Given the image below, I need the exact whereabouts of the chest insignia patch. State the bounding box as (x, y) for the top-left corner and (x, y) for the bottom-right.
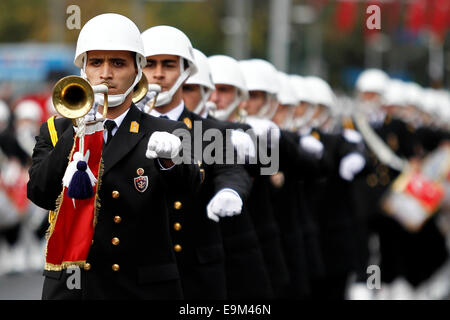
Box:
(134, 175), (148, 193)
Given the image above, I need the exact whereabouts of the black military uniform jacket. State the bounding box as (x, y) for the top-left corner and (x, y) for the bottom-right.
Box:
(164, 107), (253, 299)
(304, 130), (360, 285)
(269, 129), (324, 298)
(27, 104), (200, 299)
(220, 120), (289, 298)
(205, 116), (274, 299)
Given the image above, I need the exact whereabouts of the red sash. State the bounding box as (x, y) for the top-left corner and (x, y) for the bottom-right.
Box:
(45, 123), (104, 271)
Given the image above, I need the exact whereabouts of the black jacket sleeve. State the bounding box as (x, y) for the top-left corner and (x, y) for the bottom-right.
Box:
(27, 119), (74, 210)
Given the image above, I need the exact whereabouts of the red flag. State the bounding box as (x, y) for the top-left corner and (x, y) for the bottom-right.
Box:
(335, 0), (358, 33)
(405, 172), (444, 214)
(406, 0), (428, 35)
(430, 0), (450, 41)
(384, 0), (402, 32)
(45, 123), (104, 271)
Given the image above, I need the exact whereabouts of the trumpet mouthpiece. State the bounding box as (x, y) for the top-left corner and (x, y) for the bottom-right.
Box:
(148, 84), (162, 94)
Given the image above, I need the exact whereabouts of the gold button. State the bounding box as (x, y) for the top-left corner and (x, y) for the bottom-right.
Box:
(173, 222), (182, 231)
(174, 201), (182, 210)
(84, 263), (91, 271)
(174, 244), (182, 252)
(113, 216), (122, 224)
(380, 174), (390, 186)
(366, 174), (378, 188)
(112, 191), (120, 199)
(112, 264), (120, 272)
(112, 237), (120, 246)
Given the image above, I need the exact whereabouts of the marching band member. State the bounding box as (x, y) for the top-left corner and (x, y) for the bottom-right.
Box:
(140, 27), (260, 299)
(27, 13), (200, 299)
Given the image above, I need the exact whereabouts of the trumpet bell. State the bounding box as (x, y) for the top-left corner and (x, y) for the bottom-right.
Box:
(52, 76), (94, 119)
(132, 73), (149, 104)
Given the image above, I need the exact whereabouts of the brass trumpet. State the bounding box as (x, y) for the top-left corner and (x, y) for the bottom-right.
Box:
(52, 76), (96, 120)
(132, 73), (149, 104)
(52, 74), (149, 123)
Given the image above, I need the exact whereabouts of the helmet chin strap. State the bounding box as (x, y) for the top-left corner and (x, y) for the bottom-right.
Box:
(212, 88), (241, 121)
(154, 59), (193, 108)
(193, 87), (212, 115)
(256, 93), (278, 119)
(256, 94), (278, 120)
(294, 104), (316, 129)
(81, 54), (143, 108)
(205, 101), (216, 117)
(281, 106), (296, 130)
(310, 107), (330, 129)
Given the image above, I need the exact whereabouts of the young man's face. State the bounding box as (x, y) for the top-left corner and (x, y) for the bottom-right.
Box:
(311, 104), (326, 119)
(246, 90), (266, 115)
(85, 50), (137, 96)
(272, 104), (290, 126)
(143, 54), (181, 93)
(209, 84), (236, 110)
(182, 84), (202, 112)
(294, 101), (309, 118)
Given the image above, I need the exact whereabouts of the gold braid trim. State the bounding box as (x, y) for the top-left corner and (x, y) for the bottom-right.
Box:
(93, 156), (104, 228)
(45, 260), (87, 271)
(44, 136), (78, 271)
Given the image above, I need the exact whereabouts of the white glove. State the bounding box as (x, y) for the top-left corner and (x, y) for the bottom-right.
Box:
(231, 130), (256, 162)
(339, 152), (366, 181)
(206, 189), (243, 222)
(136, 90), (158, 113)
(73, 102), (101, 135)
(343, 129), (363, 144)
(246, 116), (280, 147)
(146, 131), (181, 160)
(300, 135), (324, 159)
(85, 101), (100, 122)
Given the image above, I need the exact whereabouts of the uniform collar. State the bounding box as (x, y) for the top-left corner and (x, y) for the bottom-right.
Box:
(149, 101), (185, 121)
(102, 108), (130, 132)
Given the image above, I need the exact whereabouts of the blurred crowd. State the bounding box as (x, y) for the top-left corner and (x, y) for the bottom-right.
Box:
(0, 72), (63, 276)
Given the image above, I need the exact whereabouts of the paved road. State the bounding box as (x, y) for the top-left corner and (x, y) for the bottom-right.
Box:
(0, 272), (43, 300)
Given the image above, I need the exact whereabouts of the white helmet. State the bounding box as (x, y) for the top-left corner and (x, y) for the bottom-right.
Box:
(289, 75), (316, 129)
(74, 13), (146, 107)
(141, 25), (197, 107)
(403, 82), (424, 109)
(355, 68), (389, 95)
(304, 76), (335, 110)
(238, 59), (279, 95)
(383, 79), (407, 107)
(185, 48), (215, 115)
(185, 49), (215, 91)
(421, 88), (440, 117)
(289, 74), (314, 104)
(239, 59), (279, 119)
(277, 72), (298, 106)
(208, 55), (248, 121)
(14, 100), (42, 122)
